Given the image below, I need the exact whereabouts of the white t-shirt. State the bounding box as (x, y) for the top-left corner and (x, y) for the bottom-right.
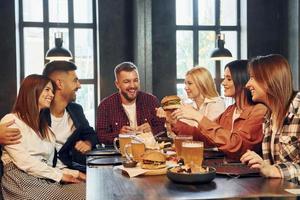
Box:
(232, 108), (241, 132)
(50, 110), (76, 152)
(50, 110), (76, 168)
(122, 102), (137, 129)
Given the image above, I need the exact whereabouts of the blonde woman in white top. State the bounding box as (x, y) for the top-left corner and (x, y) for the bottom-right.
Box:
(184, 67), (225, 121)
(1, 74), (85, 200)
(157, 67), (225, 130)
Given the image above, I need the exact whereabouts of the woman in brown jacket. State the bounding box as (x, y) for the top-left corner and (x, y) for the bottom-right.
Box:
(171, 60), (268, 160)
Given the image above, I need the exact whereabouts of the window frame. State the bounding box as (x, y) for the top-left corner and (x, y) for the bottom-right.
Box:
(18, 0), (98, 127)
(176, 0), (241, 93)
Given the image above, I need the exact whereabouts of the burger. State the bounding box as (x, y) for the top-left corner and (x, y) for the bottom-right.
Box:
(141, 151), (166, 170)
(161, 95), (181, 110)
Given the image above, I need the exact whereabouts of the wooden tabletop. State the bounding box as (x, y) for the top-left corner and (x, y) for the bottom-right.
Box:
(86, 165), (300, 200)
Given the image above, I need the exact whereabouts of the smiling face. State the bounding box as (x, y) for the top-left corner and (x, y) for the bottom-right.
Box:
(222, 67), (235, 97)
(38, 81), (54, 111)
(246, 73), (267, 104)
(115, 70), (140, 104)
(184, 75), (200, 100)
(62, 70), (81, 102)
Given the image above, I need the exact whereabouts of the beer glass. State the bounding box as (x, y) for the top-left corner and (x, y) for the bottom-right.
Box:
(124, 140), (146, 162)
(181, 141), (204, 167)
(113, 133), (135, 156)
(174, 135), (193, 157)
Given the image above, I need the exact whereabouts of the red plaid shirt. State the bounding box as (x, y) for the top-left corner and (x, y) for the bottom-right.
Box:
(96, 91), (166, 144)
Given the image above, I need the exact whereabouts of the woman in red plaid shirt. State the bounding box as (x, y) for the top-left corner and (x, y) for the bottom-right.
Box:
(241, 54), (300, 184)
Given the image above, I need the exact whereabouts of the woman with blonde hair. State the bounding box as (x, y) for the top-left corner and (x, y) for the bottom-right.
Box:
(171, 60), (267, 160)
(183, 67), (225, 120)
(157, 67), (225, 136)
(1, 74), (85, 199)
(241, 54), (300, 184)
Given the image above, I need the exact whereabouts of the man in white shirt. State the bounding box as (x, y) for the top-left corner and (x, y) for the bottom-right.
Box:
(43, 61), (98, 171)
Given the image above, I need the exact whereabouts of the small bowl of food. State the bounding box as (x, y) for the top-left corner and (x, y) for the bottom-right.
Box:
(122, 160), (137, 168)
(167, 165), (216, 184)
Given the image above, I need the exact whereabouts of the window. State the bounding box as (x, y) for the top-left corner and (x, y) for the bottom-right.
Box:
(18, 0), (98, 127)
(175, 0), (241, 98)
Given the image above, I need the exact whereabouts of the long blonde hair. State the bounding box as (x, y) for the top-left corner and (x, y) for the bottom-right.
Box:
(248, 54), (294, 129)
(185, 67), (219, 99)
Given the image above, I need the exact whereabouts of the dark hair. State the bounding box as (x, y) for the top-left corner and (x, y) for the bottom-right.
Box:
(12, 74), (53, 140)
(43, 60), (77, 77)
(225, 60), (253, 107)
(114, 62), (138, 80)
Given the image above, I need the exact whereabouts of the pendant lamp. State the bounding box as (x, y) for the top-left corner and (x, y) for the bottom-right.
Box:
(210, 33), (232, 60)
(45, 32), (72, 61)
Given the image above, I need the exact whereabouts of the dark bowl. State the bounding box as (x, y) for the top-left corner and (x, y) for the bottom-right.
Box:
(167, 167), (216, 184)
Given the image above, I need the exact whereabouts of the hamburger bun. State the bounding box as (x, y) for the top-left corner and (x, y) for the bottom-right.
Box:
(141, 151), (166, 170)
(161, 95), (181, 110)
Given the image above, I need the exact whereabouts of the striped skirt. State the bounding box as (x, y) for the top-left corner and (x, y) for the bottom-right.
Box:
(2, 163), (86, 200)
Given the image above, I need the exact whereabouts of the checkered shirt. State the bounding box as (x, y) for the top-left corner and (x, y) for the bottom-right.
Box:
(262, 92), (300, 184)
(96, 91), (166, 144)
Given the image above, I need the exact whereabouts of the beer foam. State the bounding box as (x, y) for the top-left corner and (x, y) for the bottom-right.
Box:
(182, 142), (203, 147)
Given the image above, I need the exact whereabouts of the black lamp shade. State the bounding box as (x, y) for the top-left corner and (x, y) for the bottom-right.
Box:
(45, 34), (73, 61)
(210, 48), (232, 60)
(210, 34), (232, 60)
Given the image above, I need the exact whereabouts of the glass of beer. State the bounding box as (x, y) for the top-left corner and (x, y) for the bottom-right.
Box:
(181, 141), (204, 167)
(113, 133), (135, 156)
(125, 140), (146, 162)
(174, 135), (193, 157)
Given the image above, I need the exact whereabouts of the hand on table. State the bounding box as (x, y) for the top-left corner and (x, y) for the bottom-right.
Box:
(240, 150), (281, 178)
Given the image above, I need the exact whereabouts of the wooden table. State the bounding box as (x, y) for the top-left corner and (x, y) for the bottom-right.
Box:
(86, 165), (300, 200)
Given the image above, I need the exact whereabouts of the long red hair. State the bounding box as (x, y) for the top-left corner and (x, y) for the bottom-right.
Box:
(12, 74), (53, 139)
(248, 54), (294, 129)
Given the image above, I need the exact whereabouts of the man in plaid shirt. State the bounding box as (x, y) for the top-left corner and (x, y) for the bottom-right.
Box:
(96, 62), (166, 145)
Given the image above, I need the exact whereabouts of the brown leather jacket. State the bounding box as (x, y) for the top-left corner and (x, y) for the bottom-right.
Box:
(173, 103), (268, 160)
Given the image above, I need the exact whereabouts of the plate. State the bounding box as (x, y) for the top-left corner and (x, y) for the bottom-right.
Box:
(204, 148), (225, 159)
(86, 149), (121, 156)
(167, 167), (216, 184)
(87, 156), (124, 166)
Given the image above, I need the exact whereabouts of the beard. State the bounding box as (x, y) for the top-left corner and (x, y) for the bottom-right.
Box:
(120, 89), (137, 103)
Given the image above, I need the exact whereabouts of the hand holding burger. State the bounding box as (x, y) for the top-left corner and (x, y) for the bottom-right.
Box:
(161, 95), (181, 110)
(156, 95), (182, 124)
(171, 104), (203, 124)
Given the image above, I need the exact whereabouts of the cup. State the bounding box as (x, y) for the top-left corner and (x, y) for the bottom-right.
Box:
(181, 141), (204, 167)
(124, 140), (146, 162)
(174, 135), (193, 157)
(113, 133), (135, 156)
